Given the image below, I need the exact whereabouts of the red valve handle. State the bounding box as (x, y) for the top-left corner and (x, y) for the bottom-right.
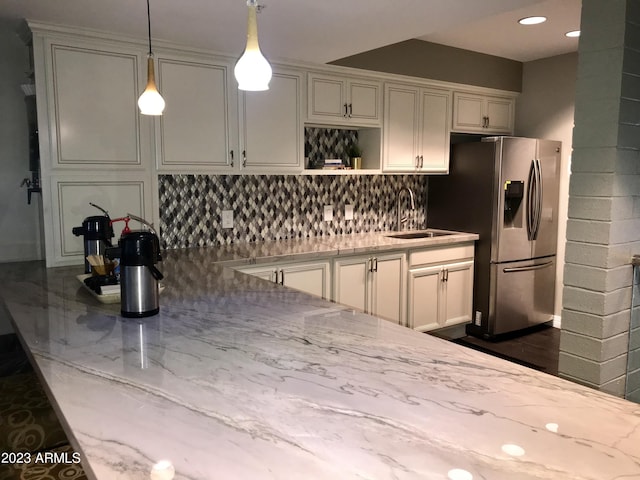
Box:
(110, 216), (131, 236)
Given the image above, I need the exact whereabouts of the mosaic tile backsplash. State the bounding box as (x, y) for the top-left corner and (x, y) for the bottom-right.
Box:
(304, 127), (358, 169)
(158, 175), (427, 249)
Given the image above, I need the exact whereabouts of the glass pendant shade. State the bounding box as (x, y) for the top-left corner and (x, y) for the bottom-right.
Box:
(138, 55), (165, 115)
(235, 2), (272, 91)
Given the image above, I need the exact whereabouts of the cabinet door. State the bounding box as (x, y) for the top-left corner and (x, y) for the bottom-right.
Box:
(485, 96), (514, 133)
(383, 84), (420, 172)
(419, 89), (450, 173)
(235, 260), (330, 299)
(408, 265), (442, 332)
(235, 265), (277, 282)
(307, 74), (381, 126)
(49, 44), (140, 166)
(347, 80), (381, 125)
(370, 253), (405, 324)
(157, 57), (235, 171)
(240, 70), (302, 172)
(442, 260), (474, 328)
(452, 92), (484, 132)
(307, 74), (346, 122)
(453, 92), (515, 134)
(333, 257), (369, 313)
(282, 261), (331, 299)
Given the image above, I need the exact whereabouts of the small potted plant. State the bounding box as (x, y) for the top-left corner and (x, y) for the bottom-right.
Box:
(346, 143), (363, 169)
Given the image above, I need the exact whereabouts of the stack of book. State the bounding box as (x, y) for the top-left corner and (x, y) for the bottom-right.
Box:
(322, 159), (344, 170)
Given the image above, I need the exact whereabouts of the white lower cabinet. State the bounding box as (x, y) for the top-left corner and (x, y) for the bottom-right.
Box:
(407, 245), (474, 332)
(333, 252), (405, 324)
(234, 260), (331, 299)
(234, 243), (474, 333)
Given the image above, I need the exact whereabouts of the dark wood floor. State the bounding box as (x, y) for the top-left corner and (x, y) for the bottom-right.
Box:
(452, 324), (561, 376)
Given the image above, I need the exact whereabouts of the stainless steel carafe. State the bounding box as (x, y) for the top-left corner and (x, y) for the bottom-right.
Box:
(112, 231), (163, 318)
(72, 203), (114, 274)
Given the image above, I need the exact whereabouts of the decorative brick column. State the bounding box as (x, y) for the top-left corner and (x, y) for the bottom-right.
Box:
(559, 0), (640, 396)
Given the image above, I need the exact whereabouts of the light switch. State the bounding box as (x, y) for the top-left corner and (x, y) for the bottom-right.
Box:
(323, 205), (334, 222)
(222, 210), (233, 229)
(345, 204), (354, 221)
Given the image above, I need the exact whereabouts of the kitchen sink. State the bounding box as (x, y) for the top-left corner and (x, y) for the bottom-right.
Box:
(385, 230), (455, 239)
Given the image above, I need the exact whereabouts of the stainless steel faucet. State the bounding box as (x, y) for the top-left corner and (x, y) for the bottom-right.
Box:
(396, 186), (416, 231)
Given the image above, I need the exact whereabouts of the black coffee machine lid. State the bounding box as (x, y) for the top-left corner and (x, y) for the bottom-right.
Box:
(72, 215), (114, 241)
(119, 231), (161, 266)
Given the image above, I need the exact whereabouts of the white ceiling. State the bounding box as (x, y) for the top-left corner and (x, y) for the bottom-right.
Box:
(0, 0), (581, 64)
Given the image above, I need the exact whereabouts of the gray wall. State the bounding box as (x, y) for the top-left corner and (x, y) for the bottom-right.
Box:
(0, 19), (43, 264)
(559, 0), (640, 397)
(0, 18), (44, 334)
(515, 52), (579, 321)
(331, 39), (523, 92)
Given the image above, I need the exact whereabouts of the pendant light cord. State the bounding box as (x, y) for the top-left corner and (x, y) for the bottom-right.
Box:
(146, 0), (152, 55)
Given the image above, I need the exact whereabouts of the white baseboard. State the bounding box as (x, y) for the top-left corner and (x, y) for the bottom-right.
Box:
(552, 315), (561, 328)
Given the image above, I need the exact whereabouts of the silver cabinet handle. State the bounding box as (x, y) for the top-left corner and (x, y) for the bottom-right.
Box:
(229, 150), (234, 167)
(415, 156), (420, 169)
(273, 270), (279, 283)
(372, 257), (378, 273)
(368, 258), (373, 273)
(343, 103), (348, 117)
(440, 268), (448, 282)
(274, 269), (285, 285)
(348, 103), (353, 117)
(419, 155), (424, 169)
(440, 268), (449, 282)
(242, 150), (247, 167)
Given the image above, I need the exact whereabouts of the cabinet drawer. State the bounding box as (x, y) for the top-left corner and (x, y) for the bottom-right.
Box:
(409, 243), (474, 267)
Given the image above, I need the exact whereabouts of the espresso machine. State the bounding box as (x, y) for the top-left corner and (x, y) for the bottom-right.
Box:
(72, 203), (114, 274)
(107, 215), (163, 318)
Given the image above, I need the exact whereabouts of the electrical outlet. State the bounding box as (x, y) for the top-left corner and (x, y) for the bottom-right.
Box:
(323, 205), (334, 222)
(222, 210), (233, 229)
(345, 204), (354, 221)
(474, 311), (482, 326)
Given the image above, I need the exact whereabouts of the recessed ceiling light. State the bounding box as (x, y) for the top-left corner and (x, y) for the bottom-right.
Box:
(518, 16), (547, 25)
(565, 30), (581, 38)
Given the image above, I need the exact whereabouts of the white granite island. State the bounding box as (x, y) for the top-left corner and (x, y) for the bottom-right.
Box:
(1, 237), (639, 480)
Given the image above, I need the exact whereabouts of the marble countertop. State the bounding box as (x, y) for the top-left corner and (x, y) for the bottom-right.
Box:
(213, 229), (479, 267)
(1, 233), (639, 480)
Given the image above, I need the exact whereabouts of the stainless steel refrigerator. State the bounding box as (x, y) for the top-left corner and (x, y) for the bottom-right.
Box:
(428, 137), (561, 338)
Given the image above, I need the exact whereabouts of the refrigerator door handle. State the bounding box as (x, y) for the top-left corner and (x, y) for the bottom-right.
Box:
(533, 158), (543, 240)
(503, 261), (554, 273)
(526, 160), (536, 240)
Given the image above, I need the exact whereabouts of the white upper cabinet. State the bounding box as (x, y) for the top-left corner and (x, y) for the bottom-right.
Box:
(239, 68), (303, 172)
(307, 73), (382, 126)
(156, 54), (237, 172)
(383, 83), (451, 173)
(452, 91), (514, 134)
(46, 41), (142, 167)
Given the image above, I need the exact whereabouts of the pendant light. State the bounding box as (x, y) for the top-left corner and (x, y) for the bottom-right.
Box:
(138, 0), (165, 115)
(234, 0), (272, 91)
